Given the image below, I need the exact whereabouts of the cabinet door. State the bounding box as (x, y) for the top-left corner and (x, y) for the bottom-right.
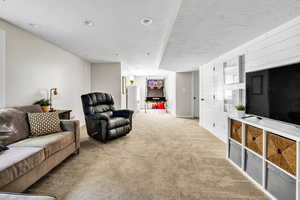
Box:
(267, 133), (296, 176)
(200, 66), (210, 127)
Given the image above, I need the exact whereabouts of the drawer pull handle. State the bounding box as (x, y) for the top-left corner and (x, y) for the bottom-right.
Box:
(277, 149), (282, 154)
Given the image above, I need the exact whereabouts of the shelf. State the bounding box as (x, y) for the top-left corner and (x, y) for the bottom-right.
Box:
(244, 146), (263, 159)
(228, 115), (299, 200)
(229, 138), (242, 146)
(229, 115), (300, 141)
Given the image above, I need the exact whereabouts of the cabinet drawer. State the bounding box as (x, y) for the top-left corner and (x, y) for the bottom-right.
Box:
(267, 132), (296, 176)
(266, 163), (296, 200)
(229, 140), (242, 167)
(246, 125), (263, 155)
(245, 150), (263, 184)
(230, 120), (242, 143)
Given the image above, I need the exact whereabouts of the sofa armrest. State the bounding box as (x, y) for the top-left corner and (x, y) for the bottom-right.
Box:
(113, 109), (134, 118)
(0, 192), (56, 200)
(60, 120), (80, 150)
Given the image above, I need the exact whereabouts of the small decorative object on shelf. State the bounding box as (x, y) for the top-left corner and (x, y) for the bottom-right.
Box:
(235, 104), (245, 118)
(129, 80), (135, 85)
(33, 99), (50, 112)
(49, 88), (58, 111)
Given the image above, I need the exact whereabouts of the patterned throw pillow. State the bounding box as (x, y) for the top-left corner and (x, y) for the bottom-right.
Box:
(28, 112), (62, 136)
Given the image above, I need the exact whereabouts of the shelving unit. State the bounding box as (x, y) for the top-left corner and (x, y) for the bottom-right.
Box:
(227, 116), (300, 200)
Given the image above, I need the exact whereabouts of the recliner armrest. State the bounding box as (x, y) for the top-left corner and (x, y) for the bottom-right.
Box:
(113, 109), (134, 118)
(60, 120), (80, 150)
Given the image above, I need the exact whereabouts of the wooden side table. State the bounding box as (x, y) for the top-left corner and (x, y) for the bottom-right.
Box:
(55, 110), (72, 120)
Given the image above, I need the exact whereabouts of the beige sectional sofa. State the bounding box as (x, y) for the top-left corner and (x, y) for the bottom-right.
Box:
(0, 105), (80, 192)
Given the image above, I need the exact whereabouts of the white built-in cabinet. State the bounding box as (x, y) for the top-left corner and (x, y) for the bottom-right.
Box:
(200, 63), (226, 142)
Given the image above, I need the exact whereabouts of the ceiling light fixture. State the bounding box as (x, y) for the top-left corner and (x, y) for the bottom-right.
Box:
(141, 17), (153, 26)
(84, 20), (95, 27)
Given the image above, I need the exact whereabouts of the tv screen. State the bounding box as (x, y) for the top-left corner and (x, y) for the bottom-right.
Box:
(246, 62), (300, 125)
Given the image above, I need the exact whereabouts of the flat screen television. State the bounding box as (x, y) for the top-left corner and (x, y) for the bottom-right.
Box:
(246, 62), (300, 125)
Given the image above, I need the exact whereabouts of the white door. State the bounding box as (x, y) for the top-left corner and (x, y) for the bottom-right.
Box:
(0, 30), (5, 108)
(199, 66), (210, 127)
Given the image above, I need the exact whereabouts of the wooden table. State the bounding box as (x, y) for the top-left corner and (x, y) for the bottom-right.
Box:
(52, 110), (72, 120)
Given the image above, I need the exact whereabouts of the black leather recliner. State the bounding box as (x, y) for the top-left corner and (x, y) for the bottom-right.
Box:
(81, 92), (134, 142)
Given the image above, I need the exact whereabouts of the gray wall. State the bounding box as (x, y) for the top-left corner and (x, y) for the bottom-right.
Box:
(91, 63), (121, 109)
(0, 19), (91, 124)
(176, 72), (193, 117)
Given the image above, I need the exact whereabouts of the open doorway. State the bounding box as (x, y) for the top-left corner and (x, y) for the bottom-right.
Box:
(192, 70), (199, 119)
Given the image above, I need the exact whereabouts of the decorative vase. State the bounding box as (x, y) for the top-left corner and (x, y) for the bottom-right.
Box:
(237, 110), (245, 118)
(41, 106), (50, 112)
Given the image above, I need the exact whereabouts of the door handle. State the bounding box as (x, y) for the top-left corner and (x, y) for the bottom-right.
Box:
(201, 98), (205, 101)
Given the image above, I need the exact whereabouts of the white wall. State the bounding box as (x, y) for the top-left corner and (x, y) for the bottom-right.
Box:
(0, 19), (91, 124)
(200, 16), (300, 142)
(135, 76), (146, 109)
(0, 30), (5, 108)
(165, 72), (176, 115)
(91, 63), (121, 109)
(175, 72), (193, 118)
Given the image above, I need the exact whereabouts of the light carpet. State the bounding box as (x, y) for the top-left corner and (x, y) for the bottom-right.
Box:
(27, 113), (269, 200)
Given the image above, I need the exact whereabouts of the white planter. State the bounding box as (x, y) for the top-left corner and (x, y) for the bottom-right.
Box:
(237, 110), (245, 118)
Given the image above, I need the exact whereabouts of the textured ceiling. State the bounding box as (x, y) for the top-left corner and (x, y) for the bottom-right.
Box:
(0, 0), (181, 74)
(1, 0), (300, 74)
(160, 0), (300, 72)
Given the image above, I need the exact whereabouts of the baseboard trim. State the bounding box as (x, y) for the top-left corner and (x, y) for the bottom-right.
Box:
(198, 124), (227, 143)
(176, 115), (194, 118)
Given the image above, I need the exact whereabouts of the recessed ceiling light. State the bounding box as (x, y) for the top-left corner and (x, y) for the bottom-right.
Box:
(84, 20), (95, 27)
(28, 23), (38, 28)
(141, 17), (153, 26)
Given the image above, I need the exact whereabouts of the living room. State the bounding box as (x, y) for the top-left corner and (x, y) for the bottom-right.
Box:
(1, 1), (300, 200)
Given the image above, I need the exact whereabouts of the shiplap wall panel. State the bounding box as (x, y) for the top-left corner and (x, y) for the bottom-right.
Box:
(200, 16), (300, 142)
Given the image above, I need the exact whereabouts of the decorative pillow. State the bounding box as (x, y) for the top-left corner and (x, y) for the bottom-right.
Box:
(0, 144), (8, 152)
(27, 112), (62, 136)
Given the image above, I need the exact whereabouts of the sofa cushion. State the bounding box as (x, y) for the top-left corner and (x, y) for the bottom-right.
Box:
(0, 147), (45, 188)
(108, 117), (130, 129)
(0, 105), (42, 146)
(28, 112), (62, 137)
(0, 108), (30, 146)
(9, 132), (74, 158)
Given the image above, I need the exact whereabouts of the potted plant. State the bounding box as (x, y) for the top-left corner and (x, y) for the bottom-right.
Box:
(235, 104), (246, 118)
(33, 99), (50, 112)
